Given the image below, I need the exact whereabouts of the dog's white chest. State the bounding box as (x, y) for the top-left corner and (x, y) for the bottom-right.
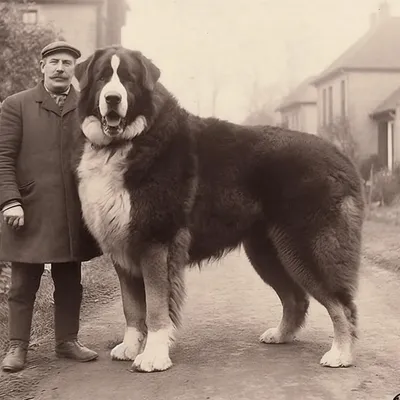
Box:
(77, 142), (132, 259)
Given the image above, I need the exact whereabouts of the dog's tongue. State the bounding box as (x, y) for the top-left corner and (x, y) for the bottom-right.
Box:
(106, 115), (121, 127)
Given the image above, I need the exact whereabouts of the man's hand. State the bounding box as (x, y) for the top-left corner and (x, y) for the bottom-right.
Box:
(2, 205), (24, 229)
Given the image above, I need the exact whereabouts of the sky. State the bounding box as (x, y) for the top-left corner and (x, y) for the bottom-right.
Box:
(121, 0), (400, 123)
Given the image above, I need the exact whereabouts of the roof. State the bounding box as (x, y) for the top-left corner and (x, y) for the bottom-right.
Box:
(25, 0), (103, 3)
(312, 16), (400, 85)
(275, 75), (317, 112)
(371, 85), (400, 117)
(2, 0), (129, 7)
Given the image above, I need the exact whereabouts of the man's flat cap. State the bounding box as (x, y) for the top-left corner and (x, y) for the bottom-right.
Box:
(41, 41), (81, 59)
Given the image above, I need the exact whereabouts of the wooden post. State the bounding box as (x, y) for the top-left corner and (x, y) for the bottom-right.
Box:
(388, 120), (393, 171)
(367, 163), (374, 217)
(393, 102), (400, 167)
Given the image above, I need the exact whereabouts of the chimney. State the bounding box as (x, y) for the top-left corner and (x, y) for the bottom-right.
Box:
(378, 1), (390, 21)
(370, 1), (390, 29)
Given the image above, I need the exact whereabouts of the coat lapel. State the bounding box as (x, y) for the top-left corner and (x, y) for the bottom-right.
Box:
(62, 86), (78, 116)
(33, 81), (78, 117)
(34, 81), (61, 116)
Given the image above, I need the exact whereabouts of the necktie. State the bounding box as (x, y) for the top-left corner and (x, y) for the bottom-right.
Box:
(53, 94), (67, 111)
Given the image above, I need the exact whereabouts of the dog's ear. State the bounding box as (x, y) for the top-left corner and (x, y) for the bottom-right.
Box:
(74, 55), (93, 91)
(133, 51), (160, 91)
(74, 49), (106, 91)
(75, 57), (91, 82)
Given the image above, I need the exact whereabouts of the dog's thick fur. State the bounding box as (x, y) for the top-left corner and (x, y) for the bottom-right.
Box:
(72, 45), (365, 372)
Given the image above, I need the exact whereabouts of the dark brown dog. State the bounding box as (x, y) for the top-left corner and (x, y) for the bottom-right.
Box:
(72, 45), (365, 372)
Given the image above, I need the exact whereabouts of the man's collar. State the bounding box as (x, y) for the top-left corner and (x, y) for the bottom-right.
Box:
(43, 82), (71, 96)
(34, 81), (78, 115)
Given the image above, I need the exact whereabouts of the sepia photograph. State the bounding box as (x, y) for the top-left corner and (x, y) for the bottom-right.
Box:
(0, 0), (400, 399)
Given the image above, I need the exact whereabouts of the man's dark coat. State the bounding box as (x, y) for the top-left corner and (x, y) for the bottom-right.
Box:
(0, 82), (101, 263)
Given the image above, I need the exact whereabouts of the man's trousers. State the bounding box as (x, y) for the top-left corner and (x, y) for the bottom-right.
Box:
(7, 261), (82, 343)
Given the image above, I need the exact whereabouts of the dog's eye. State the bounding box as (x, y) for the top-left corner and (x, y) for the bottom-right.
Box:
(117, 70), (135, 84)
(122, 78), (135, 85)
(97, 68), (113, 82)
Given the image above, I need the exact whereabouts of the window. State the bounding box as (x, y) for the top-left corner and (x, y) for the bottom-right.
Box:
(22, 10), (38, 24)
(328, 86), (333, 124)
(322, 88), (327, 127)
(340, 80), (346, 118)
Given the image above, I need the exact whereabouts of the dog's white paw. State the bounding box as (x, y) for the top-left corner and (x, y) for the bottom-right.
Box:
(259, 327), (294, 344)
(133, 350), (172, 372)
(320, 347), (353, 367)
(111, 342), (141, 361)
(132, 328), (173, 372)
(111, 327), (145, 361)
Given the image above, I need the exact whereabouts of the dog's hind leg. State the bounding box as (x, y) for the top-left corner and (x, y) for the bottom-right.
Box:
(268, 196), (362, 367)
(318, 295), (357, 368)
(110, 262), (147, 361)
(315, 203), (361, 368)
(244, 231), (310, 344)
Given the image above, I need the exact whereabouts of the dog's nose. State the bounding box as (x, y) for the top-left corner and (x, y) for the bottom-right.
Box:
(105, 92), (122, 105)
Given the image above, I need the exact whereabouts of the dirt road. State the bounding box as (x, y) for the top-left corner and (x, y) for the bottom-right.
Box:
(3, 220), (400, 400)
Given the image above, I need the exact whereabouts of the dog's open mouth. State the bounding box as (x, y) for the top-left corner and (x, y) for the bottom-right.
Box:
(101, 111), (126, 136)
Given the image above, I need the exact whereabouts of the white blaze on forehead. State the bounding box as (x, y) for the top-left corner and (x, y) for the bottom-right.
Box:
(111, 54), (119, 70)
(99, 54), (128, 118)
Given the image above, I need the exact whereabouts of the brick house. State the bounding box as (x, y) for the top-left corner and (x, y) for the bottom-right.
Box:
(3, 0), (129, 60)
(275, 75), (317, 134)
(311, 1), (400, 169)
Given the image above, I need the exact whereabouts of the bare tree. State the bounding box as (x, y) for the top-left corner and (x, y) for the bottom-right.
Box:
(210, 83), (219, 117)
(209, 65), (223, 117)
(319, 116), (359, 162)
(242, 76), (285, 126)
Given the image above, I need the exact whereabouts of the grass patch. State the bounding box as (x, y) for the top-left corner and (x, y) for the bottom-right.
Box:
(366, 202), (400, 226)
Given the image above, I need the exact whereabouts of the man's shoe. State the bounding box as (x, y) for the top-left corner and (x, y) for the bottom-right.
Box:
(1, 340), (28, 373)
(55, 340), (98, 362)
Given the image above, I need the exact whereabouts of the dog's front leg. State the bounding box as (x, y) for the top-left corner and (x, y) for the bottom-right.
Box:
(133, 244), (173, 372)
(110, 262), (147, 361)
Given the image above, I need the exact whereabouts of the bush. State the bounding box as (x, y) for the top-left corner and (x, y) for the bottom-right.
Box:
(0, 1), (63, 101)
(369, 164), (400, 206)
(358, 153), (386, 182)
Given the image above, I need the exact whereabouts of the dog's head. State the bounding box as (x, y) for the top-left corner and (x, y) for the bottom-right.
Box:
(74, 45), (160, 144)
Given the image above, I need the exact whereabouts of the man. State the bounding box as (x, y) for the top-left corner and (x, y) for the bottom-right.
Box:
(0, 41), (102, 372)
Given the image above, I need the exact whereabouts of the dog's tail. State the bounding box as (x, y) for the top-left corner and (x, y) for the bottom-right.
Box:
(168, 265), (186, 330)
(167, 229), (190, 332)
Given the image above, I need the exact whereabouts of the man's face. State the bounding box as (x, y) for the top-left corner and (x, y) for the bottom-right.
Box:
(40, 51), (76, 93)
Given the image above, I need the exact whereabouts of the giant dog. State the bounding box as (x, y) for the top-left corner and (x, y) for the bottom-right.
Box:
(72, 45), (365, 373)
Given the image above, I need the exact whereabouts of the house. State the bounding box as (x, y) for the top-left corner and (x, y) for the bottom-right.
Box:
(311, 1), (400, 169)
(3, 0), (129, 60)
(275, 75), (318, 134)
(369, 86), (400, 171)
